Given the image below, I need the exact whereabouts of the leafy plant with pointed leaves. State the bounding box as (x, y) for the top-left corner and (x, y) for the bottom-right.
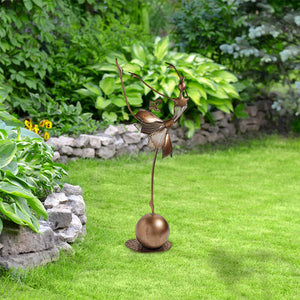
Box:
(0, 115), (67, 234)
(79, 36), (239, 137)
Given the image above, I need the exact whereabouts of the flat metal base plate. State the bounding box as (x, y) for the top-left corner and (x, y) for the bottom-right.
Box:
(125, 239), (172, 253)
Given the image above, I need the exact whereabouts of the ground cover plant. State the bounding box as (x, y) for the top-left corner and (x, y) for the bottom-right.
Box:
(1, 135), (299, 299)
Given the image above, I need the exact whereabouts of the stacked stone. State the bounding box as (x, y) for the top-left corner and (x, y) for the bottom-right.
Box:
(47, 101), (272, 162)
(0, 183), (87, 270)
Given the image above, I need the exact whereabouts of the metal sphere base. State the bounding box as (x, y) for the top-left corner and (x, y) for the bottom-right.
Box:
(125, 239), (172, 253)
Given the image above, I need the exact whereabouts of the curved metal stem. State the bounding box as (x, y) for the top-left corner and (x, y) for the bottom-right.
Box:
(150, 148), (159, 215)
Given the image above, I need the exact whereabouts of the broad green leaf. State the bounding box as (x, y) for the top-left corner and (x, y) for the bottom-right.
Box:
(3, 159), (18, 175)
(83, 83), (102, 96)
(162, 77), (177, 97)
(0, 110), (23, 127)
(234, 103), (249, 118)
(206, 85), (229, 99)
(102, 111), (117, 123)
(0, 201), (25, 226)
(218, 81), (240, 99)
(90, 64), (117, 72)
(188, 81), (207, 99)
(100, 77), (115, 95)
(123, 63), (141, 73)
(184, 119), (195, 138)
(127, 93), (143, 106)
(111, 96), (126, 108)
(188, 87), (202, 106)
(0, 139), (16, 168)
(95, 96), (111, 110)
(212, 70), (238, 83)
(24, 0), (33, 11)
(196, 77), (216, 90)
(131, 59), (145, 68)
(131, 43), (147, 62)
(0, 182), (47, 219)
(15, 198), (39, 232)
(154, 36), (169, 61)
(185, 53), (197, 63)
(75, 88), (95, 97)
(32, 0), (43, 8)
(216, 100), (233, 113)
(126, 83), (144, 93)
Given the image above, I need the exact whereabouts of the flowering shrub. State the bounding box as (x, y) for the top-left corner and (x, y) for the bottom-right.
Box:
(24, 119), (52, 141)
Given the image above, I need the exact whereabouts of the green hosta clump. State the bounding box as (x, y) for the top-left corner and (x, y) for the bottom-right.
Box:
(78, 36), (239, 136)
(0, 117), (67, 234)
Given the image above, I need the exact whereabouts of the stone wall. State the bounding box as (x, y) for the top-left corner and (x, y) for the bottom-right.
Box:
(47, 100), (272, 162)
(0, 183), (87, 270)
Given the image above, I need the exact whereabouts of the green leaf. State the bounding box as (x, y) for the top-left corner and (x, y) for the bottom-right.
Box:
(2, 159), (18, 175)
(111, 96), (126, 108)
(184, 119), (195, 138)
(24, 0), (33, 11)
(0, 201), (25, 227)
(90, 64), (117, 72)
(218, 81), (240, 99)
(32, 0), (43, 8)
(0, 110), (23, 127)
(212, 70), (238, 83)
(102, 111), (117, 123)
(154, 36), (169, 61)
(0, 139), (17, 168)
(83, 83), (102, 96)
(131, 43), (147, 62)
(127, 93), (143, 107)
(207, 85), (229, 99)
(0, 182), (47, 219)
(188, 87), (202, 106)
(162, 77), (177, 97)
(95, 96), (111, 110)
(100, 77), (115, 95)
(234, 103), (249, 118)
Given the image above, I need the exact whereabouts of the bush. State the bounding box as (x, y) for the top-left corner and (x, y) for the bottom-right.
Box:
(0, 112), (67, 234)
(80, 36), (239, 137)
(172, 0), (300, 115)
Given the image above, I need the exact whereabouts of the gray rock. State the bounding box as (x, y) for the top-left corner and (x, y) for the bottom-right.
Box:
(97, 133), (115, 146)
(239, 118), (260, 133)
(125, 124), (139, 132)
(47, 205), (72, 230)
(123, 132), (142, 144)
(116, 146), (129, 157)
(58, 136), (75, 147)
(89, 136), (102, 149)
(44, 192), (68, 209)
(225, 113), (233, 121)
(96, 144), (116, 159)
(73, 148), (83, 157)
(46, 137), (61, 151)
(78, 214), (87, 225)
(55, 214), (83, 243)
(187, 133), (207, 147)
(62, 183), (83, 196)
(137, 137), (148, 150)
(116, 124), (126, 135)
(216, 118), (229, 128)
(212, 110), (225, 121)
(104, 125), (120, 136)
(82, 148), (95, 158)
(127, 144), (139, 155)
(67, 195), (85, 216)
(53, 151), (60, 162)
(0, 221), (55, 256)
(245, 105), (258, 117)
(56, 242), (75, 256)
(75, 134), (90, 148)
(60, 145), (73, 156)
(220, 124), (236, 137)
(60, 155), (69, 164)
(169, 129), (179, 142)
(114, 136), (126, 150)
(0, 247), (59, 270)
(207, 132), (219, 143)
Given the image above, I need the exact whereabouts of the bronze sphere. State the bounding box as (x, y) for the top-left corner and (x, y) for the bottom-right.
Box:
(135, 213), (170, 249)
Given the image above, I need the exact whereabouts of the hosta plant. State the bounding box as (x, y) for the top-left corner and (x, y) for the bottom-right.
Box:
(79, 36), (239, 136)
(0, 117), (67, 234)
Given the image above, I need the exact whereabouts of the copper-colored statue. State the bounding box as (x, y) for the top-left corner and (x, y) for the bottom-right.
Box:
(116, 59), (189, 252)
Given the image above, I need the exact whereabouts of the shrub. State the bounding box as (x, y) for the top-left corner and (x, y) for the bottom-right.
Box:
(0, 113), (67, 234)
(79, 36), (239, 137)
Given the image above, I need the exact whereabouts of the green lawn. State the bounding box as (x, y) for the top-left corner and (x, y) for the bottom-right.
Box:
(1, 135), (300, 299)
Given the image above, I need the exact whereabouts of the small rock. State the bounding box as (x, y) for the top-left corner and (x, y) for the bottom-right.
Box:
(60, 145), (73, 156)
(125, 124), (139, 132)
(74, 134), (90, 148)
(62, 183), (83, 196)
(127, 144), (139, 155)
(96, 144), (116, 160)
(53, 151), (60, 162)
(207, 132), (219, 143)
(47, 205), (72, 230)
(245, 105), (258, 117)
(89, 136), (102, 149)
(73, 148), (83, 157)
(58, 136), (75, 147)
(60, 155), (69, 164)
(56, 242), (75, 256)
(44, 192), (68, 209)
(123, 132), (142, 144)
(46, 137), (61, 151)
(78, 214), (87, 225)
(97, 133), (115, 146)
(114, 136), (126, 150)
(82, 148), (95, 158)
(187, 133), (207, 147)
(212, 110), (225, 121)
(55, 214), (83, 244)
(104, 125), (119, 136)
(216, 118), (229, 128)
(67, 195), (85, 216)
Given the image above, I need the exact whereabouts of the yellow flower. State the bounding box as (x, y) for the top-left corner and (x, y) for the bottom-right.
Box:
(45, 120), (52, 129)
(24, 119), (31, 129)
(44, 131), (50, 141)
(33, 124), (39, 134)
(39, 120), (46, 127)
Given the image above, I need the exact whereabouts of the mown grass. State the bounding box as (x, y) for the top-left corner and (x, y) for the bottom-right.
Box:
(1, 135), (300, 299)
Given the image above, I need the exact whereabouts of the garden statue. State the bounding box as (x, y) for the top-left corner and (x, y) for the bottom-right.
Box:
(116, 59), (189, 252)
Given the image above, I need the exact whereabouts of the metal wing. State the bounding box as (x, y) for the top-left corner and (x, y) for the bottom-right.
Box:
(162, 132), (172, 158)
(136, 109), (165, 135)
